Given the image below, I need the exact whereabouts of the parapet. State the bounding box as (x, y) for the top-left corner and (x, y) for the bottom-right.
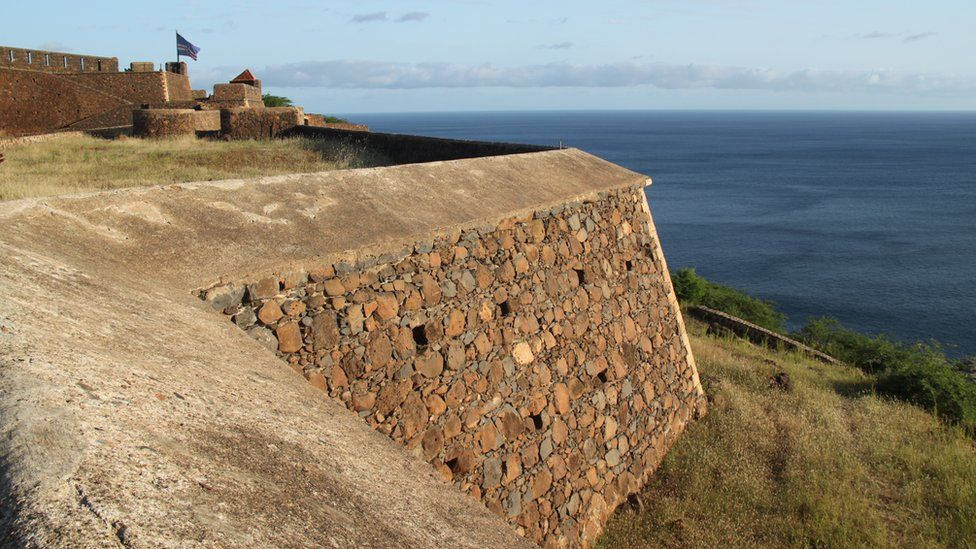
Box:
(210, 82), (263, 108)
(0, 45), (118, 73)
(129, 61), (155, 73)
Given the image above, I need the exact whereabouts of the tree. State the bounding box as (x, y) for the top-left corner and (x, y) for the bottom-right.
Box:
(262, 94), (293, 107)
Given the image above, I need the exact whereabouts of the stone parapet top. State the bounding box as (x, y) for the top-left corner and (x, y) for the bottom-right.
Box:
(0, 148), (650, 293)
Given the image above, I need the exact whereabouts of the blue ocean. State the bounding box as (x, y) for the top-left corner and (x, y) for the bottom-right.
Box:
(346, 111), (976, 357)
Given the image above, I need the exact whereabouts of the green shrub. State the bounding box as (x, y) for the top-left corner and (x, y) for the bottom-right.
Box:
(672, 268), (785, 332)
(672, 267), (707, 303)
(796, 317), (976, 432)
(321, 115), (350, 124)
(262, 94), (293, 107)
(877, 362), (976, 432)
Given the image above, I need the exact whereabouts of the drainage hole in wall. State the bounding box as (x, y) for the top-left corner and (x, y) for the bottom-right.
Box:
(625, 260), (633, 271)
(597, 370), (608, 383)
(530, 413), (544, 430)
(499, 300), (512, 317)
(574, 269), (586, 285)
(412, 325), (429, 348)
(445, 457), (459, 473)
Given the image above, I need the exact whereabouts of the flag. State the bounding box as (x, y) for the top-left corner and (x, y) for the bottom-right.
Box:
(176, 33), (200, 61)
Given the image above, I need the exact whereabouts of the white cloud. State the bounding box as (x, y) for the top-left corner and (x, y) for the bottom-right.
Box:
(260, 60), (976, 96)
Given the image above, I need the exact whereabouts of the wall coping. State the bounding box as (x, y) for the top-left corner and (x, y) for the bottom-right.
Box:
(0, 148), (650, 292)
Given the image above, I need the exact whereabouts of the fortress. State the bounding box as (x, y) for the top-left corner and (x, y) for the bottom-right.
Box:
(0, 45), (363, 139)
(0, 44), (705, 548)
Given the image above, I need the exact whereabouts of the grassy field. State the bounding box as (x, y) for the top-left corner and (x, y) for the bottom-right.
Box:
(0, 134), (384, 201)
(598, 319), (976, 548)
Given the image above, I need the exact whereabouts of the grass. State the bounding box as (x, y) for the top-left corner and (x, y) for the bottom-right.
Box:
(672, 268), (976, 432)
(0, 134), (387, 201)
(597, 319), (976, 548)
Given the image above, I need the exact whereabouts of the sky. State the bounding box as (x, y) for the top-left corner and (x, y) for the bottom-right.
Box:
(4, 0), (974, 113)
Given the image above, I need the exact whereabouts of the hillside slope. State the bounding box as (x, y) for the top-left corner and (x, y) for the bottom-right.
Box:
(599, 319), (976, 548)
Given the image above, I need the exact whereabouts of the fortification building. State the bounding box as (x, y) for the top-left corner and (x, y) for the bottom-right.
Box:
(0, 45), (362, 139)
(0, 125), (706, 547)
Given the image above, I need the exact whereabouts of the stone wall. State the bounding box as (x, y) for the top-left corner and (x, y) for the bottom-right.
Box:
(219, 106), (305, 140)
(285, 125), (553, 164)
(210, 82), (263, 108)
(132, 109), (196, 138)
(0, 45), (118, 73)
(0, 66), (182, 136)
(688, 305), (843, 365)
(63, 72), (177, 103)
(163, 71), (194, 102)
(209, 184), (705, 547)
(0, 67), (126, 136)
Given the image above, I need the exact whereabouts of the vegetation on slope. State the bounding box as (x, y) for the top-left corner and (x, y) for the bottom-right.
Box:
(671, 267), (786, 332)
(796, 317), (976, 431)
(0, 134), (387, 201)
(671, 268), (976, 433)
(598, 320), (976, 548)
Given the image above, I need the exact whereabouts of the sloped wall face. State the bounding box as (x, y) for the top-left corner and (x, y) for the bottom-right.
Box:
(63, 72), (168, 103)
(212, 184), (704, 547)
(0, 69), (174, 136)
(0, 67), (126, 136)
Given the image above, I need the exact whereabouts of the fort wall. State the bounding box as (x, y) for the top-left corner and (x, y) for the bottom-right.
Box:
(132, 109), (197, 138)
(163, 71), (194, 101)
(0, 143), (703, 547)
(0, 66), (192, 136)
(0, 67), (126, 136)
(204, 164), (704, 546)
(286, 125), (553, 164)
(62, 72), (170, 103)
(0, 44), (196, 136)
(0, 46), (118, 73)
(219, 106), (305, 139)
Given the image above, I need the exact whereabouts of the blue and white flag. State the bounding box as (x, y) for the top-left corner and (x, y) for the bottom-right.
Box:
(176, 32), (200, 61)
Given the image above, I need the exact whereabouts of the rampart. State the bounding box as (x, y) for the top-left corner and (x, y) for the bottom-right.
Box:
(207, 181), (704, 545)
(0, 66), (191, 136)
(0, 132), (703, 548)
(0, 46), (118, 73)
(285, 125), (554, 164)
(0, 44), (195, 136)
(0, 67), (127, 136)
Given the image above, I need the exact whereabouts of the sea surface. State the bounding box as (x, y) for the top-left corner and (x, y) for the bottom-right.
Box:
(345, 111), (976, 357)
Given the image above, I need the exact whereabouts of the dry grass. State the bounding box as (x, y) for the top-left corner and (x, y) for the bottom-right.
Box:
(598, 319), (976, 548)
(0, 134), (387, 201)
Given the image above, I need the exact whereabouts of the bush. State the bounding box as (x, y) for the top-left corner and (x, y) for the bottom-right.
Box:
(262, 94), (293, 107)
(672, 268), (707, 303)
(796, 317), (976, 432)
(877, 363), (976, 432)
(672, 268), (785, 332)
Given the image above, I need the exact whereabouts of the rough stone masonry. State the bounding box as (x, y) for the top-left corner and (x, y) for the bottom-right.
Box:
(209, 184), (706, 547)
(0, 143), (699, 548)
